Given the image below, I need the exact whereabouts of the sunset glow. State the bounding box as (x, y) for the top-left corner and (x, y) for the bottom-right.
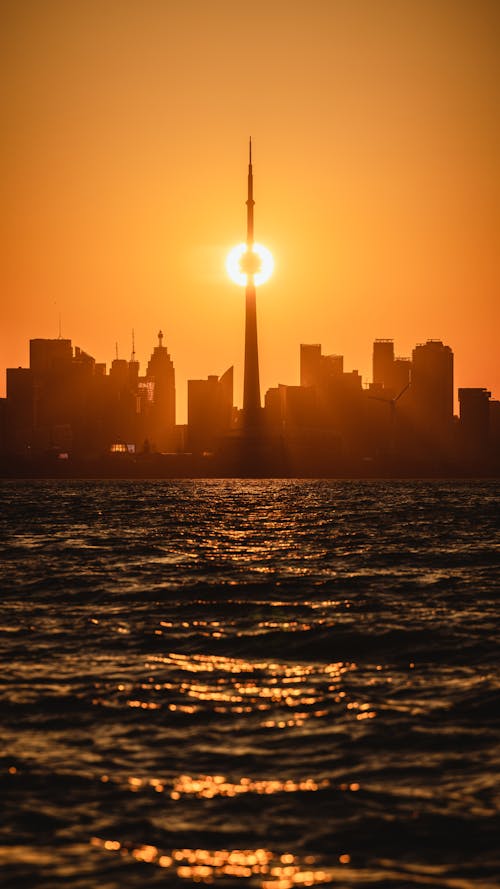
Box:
(226, 243), (274, 287)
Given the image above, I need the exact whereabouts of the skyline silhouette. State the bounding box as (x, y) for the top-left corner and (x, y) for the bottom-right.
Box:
(1, 327), (498, 478)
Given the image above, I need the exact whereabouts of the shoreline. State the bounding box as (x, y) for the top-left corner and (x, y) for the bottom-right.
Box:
(1, 456), (498, 481)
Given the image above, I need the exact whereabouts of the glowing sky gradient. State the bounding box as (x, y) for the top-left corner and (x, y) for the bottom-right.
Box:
(2, 0), (499, 419)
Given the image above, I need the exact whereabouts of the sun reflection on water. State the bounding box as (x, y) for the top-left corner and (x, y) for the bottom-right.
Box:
(118, 772), (334, 798)
(90, 837), (352, 887)
(91, 650), (377, 731)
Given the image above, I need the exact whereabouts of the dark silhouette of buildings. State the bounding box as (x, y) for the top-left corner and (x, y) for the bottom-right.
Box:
(0, 331), (179, 461)
(0, 330), (498, 476)
(296, 343), (364, 459)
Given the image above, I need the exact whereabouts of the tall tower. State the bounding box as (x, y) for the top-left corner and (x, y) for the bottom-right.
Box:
(243, 138), (261, 429)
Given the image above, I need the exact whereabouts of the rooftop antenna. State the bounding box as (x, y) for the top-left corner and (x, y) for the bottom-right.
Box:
(115, 342), (119, 361)
(131, 329), (136, 362)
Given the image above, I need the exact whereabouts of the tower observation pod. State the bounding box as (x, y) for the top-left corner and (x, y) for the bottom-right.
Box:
(226, 140), (274, 431)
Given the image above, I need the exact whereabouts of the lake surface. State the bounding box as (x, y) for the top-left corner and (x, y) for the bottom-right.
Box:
(1, 479), (499, 889)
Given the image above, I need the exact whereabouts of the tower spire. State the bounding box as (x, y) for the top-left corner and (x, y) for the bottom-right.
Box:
(246, 137), (254, 247)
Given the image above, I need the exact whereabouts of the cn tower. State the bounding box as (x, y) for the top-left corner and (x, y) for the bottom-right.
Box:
(226, 141), (274, 432)
(242, 138), (261, 429)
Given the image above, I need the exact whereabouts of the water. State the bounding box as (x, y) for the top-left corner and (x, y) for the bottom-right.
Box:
(0, 479), (499, 889)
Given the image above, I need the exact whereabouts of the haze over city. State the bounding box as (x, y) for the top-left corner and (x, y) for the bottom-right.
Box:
(2, 0), (500, 421)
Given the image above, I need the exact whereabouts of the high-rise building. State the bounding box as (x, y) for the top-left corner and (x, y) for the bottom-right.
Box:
(372, 340), (412, 396)
(187, 367), (233, 454)
(297, 343), (364, 455)
(373, 339), (395, 389)
(489, 401), (500, 450)
(300, 344), (322, 388)
(29, 338), (72, 375)
(264, 384), (316, 433)
(29, 338), (75, 450)
(300, 344), (343, 388)
(144, 330), (176, 451)
(5, 368), (34, 455)
(409, 340), (454, 451)
(392, 357), (411, 394)
(458, 387), (491, 457)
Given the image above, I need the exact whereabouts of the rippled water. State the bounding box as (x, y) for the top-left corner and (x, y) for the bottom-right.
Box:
(1, 479), (499, 889)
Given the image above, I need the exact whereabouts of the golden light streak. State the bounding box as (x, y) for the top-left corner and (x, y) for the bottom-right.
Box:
(91, 837), (353, 887)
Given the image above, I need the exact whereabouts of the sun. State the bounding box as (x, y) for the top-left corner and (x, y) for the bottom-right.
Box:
(226, 242), (274, 287)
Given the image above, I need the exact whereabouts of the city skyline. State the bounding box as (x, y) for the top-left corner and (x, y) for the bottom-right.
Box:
(2, 1), (500, 419)
(2, 324), (496, 424)
(2, 327), (498, 478)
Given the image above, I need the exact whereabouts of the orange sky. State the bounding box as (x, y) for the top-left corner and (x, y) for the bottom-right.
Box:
(2, 0), (499, 421)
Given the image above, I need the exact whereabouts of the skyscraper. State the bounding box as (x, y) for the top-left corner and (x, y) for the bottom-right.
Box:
(373, 339), (395, 389)
(144, 330), (176, 451)
(458, 387), (491, 458)
(187, 367), (233, 454)
(410, 340), (454, 451)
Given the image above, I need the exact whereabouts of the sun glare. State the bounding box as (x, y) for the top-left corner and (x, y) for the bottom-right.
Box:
(226, 243), (274, 287)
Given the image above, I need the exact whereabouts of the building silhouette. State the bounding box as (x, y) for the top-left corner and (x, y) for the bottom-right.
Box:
(372, 339), (395, 390)
(0, 329), (498, 476)
(489, 400), (500, 453)
(188, 367), (233, 454)
(407, 340), (454, 454)
(143, 330), (176, 452)
(5, 367), (33, 456)
(300, 344), (344, 388)
(297, 343), (364, 456)
(458, 387), (491, 460)
(1, 332), (177, 460)
(372, 339), (411, 396)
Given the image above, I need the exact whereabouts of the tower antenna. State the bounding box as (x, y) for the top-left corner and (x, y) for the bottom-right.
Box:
(115, 342), (119, 361)
(131, 329), (136, 362)
(246, 137), (254, 247)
